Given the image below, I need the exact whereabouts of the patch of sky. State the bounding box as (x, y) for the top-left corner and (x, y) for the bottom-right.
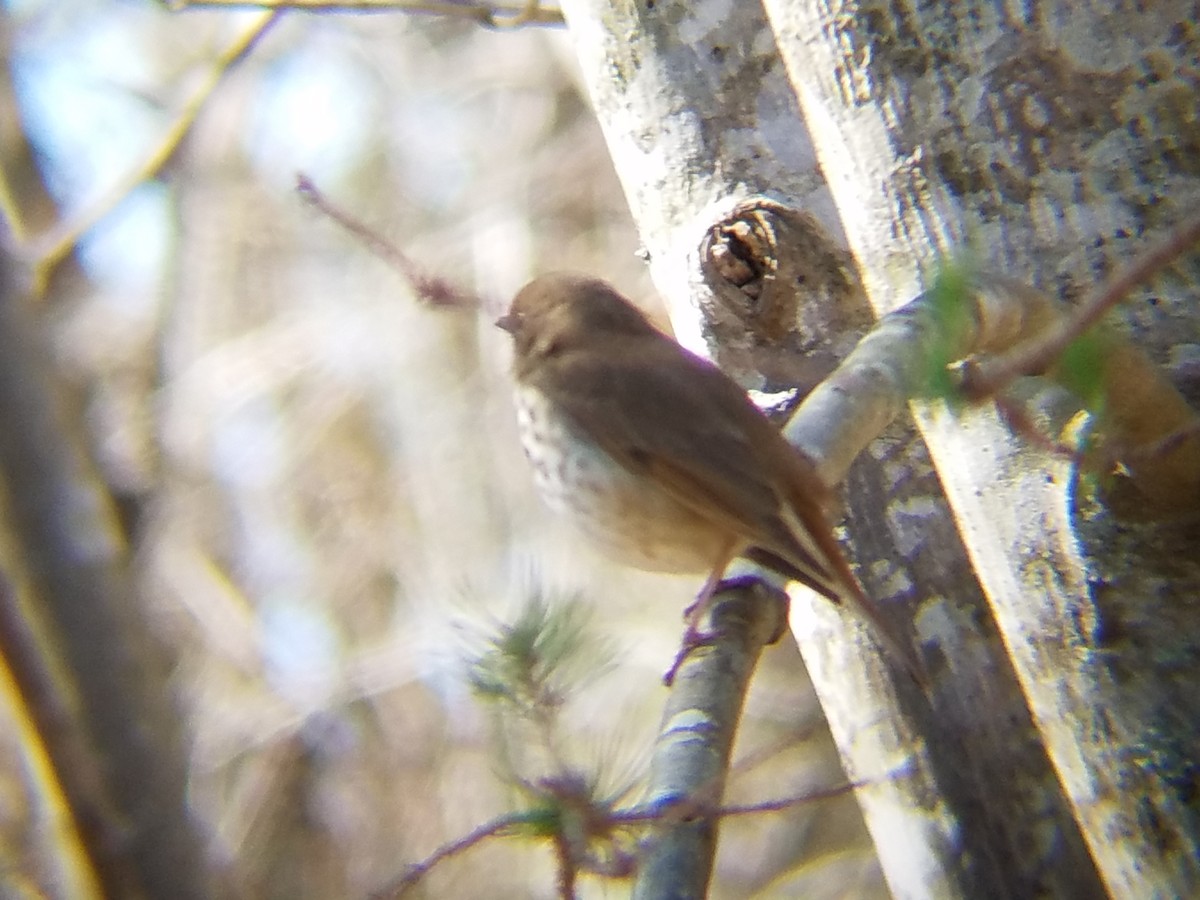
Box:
(245, 35), (380, 192)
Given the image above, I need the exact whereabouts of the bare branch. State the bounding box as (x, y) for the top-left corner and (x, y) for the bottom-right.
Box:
(370, 813), (532, 898)
(369, 745), (859, 899)
(785, 269), (1200, 519)
(631, 581), (787, 899)
(296, 174), (478, 310)
(0, 575), (138, 895)
(960, 213), (1200, 401)
(615, 779), (860, 826)
(168, 0), (565, 28)
(0, 254), (214, 897)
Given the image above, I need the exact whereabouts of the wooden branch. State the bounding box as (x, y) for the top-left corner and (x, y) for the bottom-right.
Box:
(633, 580), (786, 899)
(788, 267), (1200, 521)
(0, 256), (214, 898)
(960, 213), (1200, 400)
(168, 0), (565, 27)
(0, 575), (135, 896)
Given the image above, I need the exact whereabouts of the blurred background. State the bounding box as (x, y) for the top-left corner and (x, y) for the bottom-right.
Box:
(0, 3), (883, 897)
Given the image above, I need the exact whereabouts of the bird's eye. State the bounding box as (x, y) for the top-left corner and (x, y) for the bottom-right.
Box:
(538, 336), (564, 358)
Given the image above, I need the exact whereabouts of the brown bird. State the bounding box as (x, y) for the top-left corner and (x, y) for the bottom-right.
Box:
(497, 272), (925, 687)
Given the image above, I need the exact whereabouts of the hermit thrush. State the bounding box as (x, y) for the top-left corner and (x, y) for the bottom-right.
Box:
(497, 273), (925, 686)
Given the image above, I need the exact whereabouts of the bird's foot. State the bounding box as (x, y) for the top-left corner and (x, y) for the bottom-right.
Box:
(662, 622), (718, 687)
(680, 573), (763, 621)
(666, 576), (792, 686)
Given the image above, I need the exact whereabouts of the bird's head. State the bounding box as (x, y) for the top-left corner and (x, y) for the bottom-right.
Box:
(497, 273), (658, 371)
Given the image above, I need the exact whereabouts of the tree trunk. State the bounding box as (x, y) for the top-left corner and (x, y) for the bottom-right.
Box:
(559, 0), (1200, 896)
(0, 53), (214, 898)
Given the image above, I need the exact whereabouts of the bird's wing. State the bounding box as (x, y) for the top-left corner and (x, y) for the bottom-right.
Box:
(529, 335), (843, 599)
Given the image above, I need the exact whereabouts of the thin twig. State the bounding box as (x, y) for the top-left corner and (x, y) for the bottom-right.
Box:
(29, 11), (283, 294)
(991, 392), (1089, 464)
(296, 173), (477, 309)
(614, 779), (861, 827)
(1121, 418), (1200, 465)
(553, 830), (579, 900)
(961, 213), (1200, 400)
(369, 774), (860, 898)
(370, 812), (535, 898)
(168, 0), (565, 27)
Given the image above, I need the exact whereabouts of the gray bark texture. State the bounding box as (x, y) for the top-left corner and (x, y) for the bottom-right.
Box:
(559, 1), (1200, 898)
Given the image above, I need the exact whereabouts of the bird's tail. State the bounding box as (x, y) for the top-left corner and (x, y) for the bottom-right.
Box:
(775, 457), (930, 690)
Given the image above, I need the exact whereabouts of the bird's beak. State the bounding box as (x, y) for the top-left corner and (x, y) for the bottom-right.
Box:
(495, 312), (519, 333)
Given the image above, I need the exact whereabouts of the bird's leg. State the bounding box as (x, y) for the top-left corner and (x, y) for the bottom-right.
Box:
(664, 543), (740, 686)
(680, 565), (726, 623)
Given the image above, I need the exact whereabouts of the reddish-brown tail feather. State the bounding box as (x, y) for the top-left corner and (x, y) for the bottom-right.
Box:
(777, 457), (931, 690)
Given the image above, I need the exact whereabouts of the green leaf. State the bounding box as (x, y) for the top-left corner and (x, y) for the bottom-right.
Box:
(923, 257), (976, 403)
(1056, 329), (1109, 416)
